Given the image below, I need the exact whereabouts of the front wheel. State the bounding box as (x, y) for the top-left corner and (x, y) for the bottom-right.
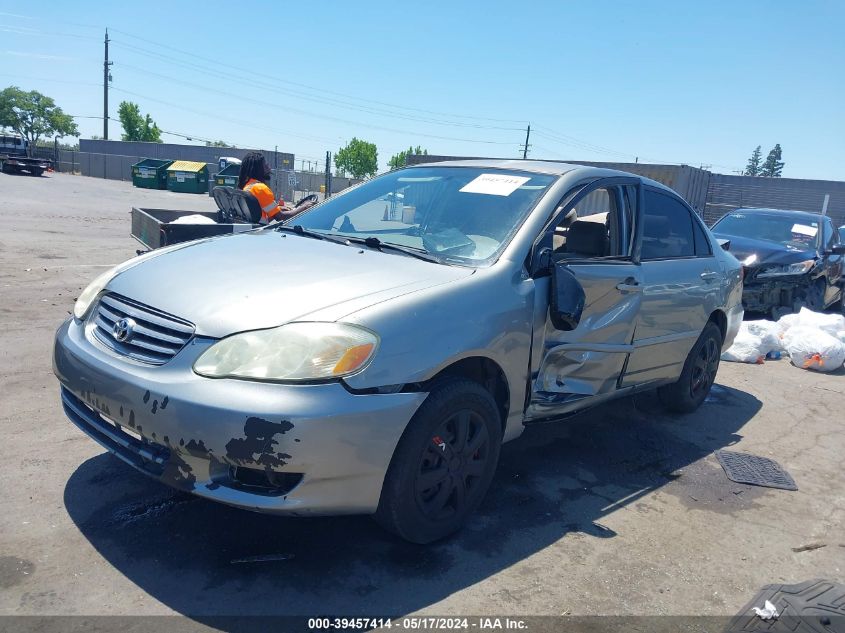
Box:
(658, 322), (723, 413)
(375, 379), (502, 544)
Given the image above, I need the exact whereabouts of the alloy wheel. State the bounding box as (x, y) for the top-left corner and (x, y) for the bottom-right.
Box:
(690, 336), (719, 398)
(415, 410), (490, 522)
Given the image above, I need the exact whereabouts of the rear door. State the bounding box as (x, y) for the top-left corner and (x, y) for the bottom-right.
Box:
(620, 187), (717, 386)
(526, 178), (643, 420)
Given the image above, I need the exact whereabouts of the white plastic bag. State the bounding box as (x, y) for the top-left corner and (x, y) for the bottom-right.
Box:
(783, 326), (845, 372)
(169, 214), (217, 225)
(794, 307), (845, 337)
(743, 320), (783, 354)
(721, 329), (766, 363)
(776, 312), (800, 338)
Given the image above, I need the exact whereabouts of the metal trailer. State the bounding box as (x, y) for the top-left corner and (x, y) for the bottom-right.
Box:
(130, 207), (256, 250)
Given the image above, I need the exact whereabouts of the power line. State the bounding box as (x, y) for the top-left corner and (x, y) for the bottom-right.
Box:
(109, 66), (518, 147)
(111, 42), (525, 133)
(0, 72), (100, 87)
(108, 27), (527, 126)
(110, 86), (340, 144)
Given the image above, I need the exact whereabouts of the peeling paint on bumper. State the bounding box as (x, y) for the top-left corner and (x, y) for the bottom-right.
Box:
(53, 318), (427, 516)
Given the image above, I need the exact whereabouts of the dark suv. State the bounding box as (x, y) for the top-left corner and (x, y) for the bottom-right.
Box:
(711, 208), (845, 318)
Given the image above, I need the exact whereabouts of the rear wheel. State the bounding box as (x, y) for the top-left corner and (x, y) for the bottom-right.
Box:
(375, 379), (501, 544)
(658, 322), (722, 413)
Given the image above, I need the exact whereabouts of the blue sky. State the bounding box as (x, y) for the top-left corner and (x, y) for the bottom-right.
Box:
(1, 1), (843, 179)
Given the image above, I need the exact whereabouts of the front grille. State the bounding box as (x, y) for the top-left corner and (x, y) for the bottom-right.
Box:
(91, 294), (195, 364)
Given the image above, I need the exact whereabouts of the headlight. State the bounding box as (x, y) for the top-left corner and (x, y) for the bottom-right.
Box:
(73, 267), (117, 320)
(73, 242), (200, 320)
(756, 259), (815, 278)
(193, 322), (379, 381)
(741, 254), (758, 266)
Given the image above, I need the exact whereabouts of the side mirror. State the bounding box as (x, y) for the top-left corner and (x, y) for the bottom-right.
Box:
(831, 244), (845, 255)
(716, 238), (731, 252)
(550, 264), (586, 331)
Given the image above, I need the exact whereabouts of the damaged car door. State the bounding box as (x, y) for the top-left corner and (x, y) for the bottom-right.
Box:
(620, 187), (718, 385)
(526, 178), (642, 420)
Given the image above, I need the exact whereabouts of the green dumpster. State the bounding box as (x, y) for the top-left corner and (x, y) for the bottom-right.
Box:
(131, 158), (173, 189)
(213, 162), (241, 188)
(166, 160), (209, 194)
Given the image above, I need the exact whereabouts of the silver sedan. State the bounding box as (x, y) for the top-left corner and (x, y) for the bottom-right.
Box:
(53, 160), (743, 543)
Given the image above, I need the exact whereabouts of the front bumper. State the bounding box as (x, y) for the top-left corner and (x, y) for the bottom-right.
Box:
(53, 318), (427, 515)
(741, 272), (814, 313)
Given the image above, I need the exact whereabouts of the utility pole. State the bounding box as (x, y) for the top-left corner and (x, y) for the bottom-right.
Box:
(324, 151), (332, 199)
(521, 123), (531, 159)
(103, 29), (113, 140)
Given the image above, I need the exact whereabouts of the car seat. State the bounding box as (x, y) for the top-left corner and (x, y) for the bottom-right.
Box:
(560, 220), (609, 257)
(212, 186), (236, 222)
(230, 189), (263, 224)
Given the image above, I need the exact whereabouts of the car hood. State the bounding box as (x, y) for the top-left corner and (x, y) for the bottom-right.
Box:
(105, 231), (473, 337)
(713, 233), (817, 267)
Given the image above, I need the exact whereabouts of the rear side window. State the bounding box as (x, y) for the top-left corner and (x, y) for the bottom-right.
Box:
(641, 189), (695, 259)
(692, 216), (712, 256)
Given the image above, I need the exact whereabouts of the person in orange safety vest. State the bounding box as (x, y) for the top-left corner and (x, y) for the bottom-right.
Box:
(237, 151), (297, 223)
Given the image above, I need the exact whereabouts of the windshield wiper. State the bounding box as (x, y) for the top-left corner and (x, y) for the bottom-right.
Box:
(273, 224), (349, 245)
(342, 235), (444, 263)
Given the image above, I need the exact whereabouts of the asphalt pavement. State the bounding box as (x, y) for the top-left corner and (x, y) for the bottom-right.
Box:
(1, 172), (843, 622)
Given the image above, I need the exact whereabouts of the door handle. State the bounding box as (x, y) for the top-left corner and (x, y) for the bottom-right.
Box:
(700, 271), (720, 281)
(616, 278), (642, 293)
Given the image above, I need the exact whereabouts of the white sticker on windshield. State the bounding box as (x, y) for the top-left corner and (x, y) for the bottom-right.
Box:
(460, 173), (531, 196)
(791, 223), (818, 237)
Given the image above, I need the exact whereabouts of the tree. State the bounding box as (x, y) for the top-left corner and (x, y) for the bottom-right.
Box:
(117, 101), (162, 142)
(760, 144), (784, 177)
(0, 86), (78, 146)
(335, 137), (378, 179)
(743, 145), (762, 176)
(205, 139), (233, 147)
(388, 145), (428, 170)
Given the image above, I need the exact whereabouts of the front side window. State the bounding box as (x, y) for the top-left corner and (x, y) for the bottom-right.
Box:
(291, 167), (556, 265)
(821, 219), (835, 250)
(551, 185), (631, 259)
(641, 189), (695, 259)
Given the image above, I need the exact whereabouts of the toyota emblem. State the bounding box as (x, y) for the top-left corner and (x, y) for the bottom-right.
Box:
(112, 317), (136, 343)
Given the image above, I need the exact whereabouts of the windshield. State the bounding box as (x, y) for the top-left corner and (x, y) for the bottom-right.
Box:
(712, 212), (820, 250)
(288, 166), (556, 265)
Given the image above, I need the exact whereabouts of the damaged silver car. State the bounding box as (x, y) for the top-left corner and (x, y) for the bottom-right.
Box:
(53, 160), (743, 543)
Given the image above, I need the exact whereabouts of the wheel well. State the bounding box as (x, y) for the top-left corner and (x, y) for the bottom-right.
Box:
(708, 309), (727, 343)
(420, 357), (510, 436)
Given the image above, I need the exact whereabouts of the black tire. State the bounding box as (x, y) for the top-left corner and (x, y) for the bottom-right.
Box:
(658, 322), (723, 414)
(375, 379), (502, 544)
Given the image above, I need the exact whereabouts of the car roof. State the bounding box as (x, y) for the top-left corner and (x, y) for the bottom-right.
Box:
(728, 207), (828, 222)
(408, 159), (675, 192)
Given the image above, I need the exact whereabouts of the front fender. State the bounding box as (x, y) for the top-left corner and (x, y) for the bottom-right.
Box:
(341, 266), (535, 439)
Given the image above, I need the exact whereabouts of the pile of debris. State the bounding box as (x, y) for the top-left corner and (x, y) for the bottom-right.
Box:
(722, 308), (845, 371)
